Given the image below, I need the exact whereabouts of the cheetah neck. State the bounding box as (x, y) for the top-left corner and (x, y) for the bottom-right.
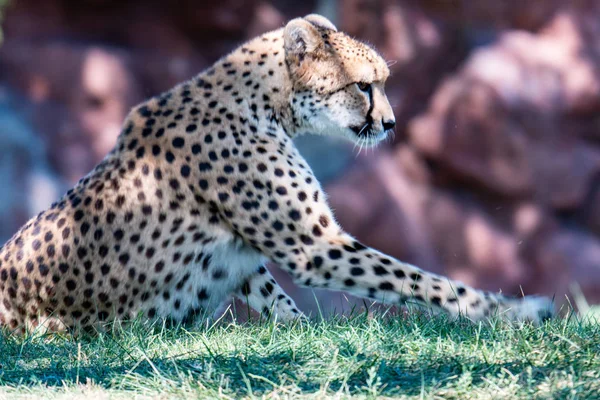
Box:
(194, 28), (299, 139)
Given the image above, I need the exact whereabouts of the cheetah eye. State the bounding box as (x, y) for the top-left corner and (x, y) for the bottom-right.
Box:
(356, 82), (371, 93)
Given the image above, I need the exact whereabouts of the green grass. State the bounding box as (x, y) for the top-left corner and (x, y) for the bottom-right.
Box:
(0, 309), (599, 399)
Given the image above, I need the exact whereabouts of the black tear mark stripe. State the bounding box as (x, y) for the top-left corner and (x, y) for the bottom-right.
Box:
(365, 84), (374, 126)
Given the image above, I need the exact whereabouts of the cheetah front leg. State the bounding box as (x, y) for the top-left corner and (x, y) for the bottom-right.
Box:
(294, 236), (553, 323)
(269, 231), (552, 324)
(235, 265), (304, 323)
(228, 147), (554, 325)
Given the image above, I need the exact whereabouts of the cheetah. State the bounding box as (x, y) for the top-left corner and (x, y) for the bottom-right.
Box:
(0, 14), (554, 333)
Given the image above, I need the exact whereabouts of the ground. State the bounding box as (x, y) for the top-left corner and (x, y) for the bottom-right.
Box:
(0, 308), (598, 399)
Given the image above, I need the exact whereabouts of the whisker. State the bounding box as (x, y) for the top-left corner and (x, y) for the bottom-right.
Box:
(354, 124), (367, 158)
(354, 123), (370, 158)
(352, 136), (360, 154)
(357, 123), (369, 137)
(354, 135), (362, 158)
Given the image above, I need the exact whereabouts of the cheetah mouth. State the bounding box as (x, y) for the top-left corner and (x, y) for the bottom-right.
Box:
(349, 123), (388, 146)
(350, 122), (374, 137)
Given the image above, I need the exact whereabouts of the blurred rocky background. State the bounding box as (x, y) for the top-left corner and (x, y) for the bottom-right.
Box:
(0, 0), (599, 318)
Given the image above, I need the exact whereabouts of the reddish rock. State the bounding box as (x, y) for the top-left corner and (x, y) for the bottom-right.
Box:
(524, 228), (600, 308)
(416, 0), (566, 32)
(409, 10), (600, 208)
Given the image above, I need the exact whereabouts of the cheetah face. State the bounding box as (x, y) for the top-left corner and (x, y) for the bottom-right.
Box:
(283, 15), (396, 147)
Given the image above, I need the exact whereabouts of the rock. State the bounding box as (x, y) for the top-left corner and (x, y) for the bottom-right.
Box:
(417, 0), (566, 32)
(409, 9), (600, 208)
(524, 228), (600, 307)
(410, 78), (536, 197)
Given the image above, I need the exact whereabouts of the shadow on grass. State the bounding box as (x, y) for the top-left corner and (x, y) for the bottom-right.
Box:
(2, 311), (597, 396)
(0, 333), (563, 396)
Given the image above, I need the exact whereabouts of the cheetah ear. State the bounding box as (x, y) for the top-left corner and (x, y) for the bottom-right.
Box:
(304, 14), (337, 32)
(283, 18), (322, 58)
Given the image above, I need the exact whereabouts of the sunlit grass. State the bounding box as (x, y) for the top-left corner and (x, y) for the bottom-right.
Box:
(0, 307), (598, 399)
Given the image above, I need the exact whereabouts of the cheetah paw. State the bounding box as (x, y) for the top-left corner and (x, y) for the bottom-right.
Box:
(511, 295), (554, 325)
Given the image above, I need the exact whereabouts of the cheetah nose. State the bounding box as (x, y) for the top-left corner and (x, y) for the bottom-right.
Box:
(382, 119), (396, 131)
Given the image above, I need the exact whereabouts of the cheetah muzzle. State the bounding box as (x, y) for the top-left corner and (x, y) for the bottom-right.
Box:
(0, 14), (554, 334)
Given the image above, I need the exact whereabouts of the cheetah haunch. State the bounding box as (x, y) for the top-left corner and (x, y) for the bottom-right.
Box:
(0, 14), (553, 333)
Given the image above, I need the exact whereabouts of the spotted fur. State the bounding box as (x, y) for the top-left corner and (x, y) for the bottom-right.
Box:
(0, 15), (553, 333)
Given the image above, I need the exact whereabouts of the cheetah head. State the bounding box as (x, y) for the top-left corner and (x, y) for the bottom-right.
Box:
(283, 14), (395, 147)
